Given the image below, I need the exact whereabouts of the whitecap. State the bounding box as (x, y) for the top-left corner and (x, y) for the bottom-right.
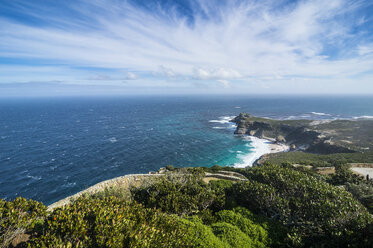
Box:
(27, 175), (42, 180)
(310, 112), (331, 116)
(209, 116), (235, 124)
(353, 115), (373, 119)
(109, 137), (117, 143)
(62, 182), (76, 188)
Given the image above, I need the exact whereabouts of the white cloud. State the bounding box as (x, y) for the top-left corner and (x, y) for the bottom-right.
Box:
(193, 67), (241, 80)
(157, 66), (176, 78)
(0, 0), (372, 94)
(216, 79), (230, 88)
(358, 45), (373, 56)
(125, 72), (137, 80)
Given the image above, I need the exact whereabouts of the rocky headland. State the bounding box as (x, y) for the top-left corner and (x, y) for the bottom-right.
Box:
(231, 112), (373, 155)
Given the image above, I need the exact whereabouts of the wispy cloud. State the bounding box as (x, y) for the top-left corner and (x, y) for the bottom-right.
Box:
(0, 0), (372, 95)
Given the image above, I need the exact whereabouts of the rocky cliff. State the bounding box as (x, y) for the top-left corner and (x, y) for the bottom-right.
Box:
(231, 113), (373, 154)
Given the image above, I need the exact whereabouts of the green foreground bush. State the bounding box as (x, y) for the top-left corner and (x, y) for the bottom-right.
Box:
(234, 164), (373, 246)
(1, 164), (373, 247)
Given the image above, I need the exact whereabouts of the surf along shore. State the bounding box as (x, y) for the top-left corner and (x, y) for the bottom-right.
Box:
(232, 136), (289, 168)
(48, 114), (291, 209)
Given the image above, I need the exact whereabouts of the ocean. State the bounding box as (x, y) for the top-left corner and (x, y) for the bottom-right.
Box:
(1, 95), (372, 205)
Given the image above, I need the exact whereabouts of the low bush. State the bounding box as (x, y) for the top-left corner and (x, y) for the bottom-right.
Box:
(235, 164), (373, 246)
(211, 222), (255, 247)
(215, 209), (268, 246)
(131, 172), (216, 215)
(31, 196), (190, 247)
(0, 197), (46, 247)
(179, 217), (226, 248)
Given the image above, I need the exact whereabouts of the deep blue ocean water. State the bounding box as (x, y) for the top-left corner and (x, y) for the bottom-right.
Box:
(1, 95), (372, 205)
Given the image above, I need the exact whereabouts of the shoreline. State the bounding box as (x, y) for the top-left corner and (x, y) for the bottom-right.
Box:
(48, 135), (289, 208)
(233, 136), (289, 168)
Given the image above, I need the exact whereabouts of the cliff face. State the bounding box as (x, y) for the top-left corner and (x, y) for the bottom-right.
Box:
(231, 113), (372, 154)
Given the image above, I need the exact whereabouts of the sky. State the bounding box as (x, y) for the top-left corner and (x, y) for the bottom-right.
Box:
(0, 0), (372, 96)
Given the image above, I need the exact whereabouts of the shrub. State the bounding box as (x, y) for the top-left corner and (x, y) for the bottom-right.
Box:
(211, 222), (255, 247)
(208, 180), (234, 211)
(215, 209), (268, 246)
(179, 217), (226, 248)
(28, 196), (190, 247)
(131, 172), (215, 215)
(233, 207), (287, 247)
(0, 197), (46, 247)
(236, 164), (372, 246)
(345, 182), (373, 213)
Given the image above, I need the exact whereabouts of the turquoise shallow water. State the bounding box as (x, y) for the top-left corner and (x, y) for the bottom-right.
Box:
(0, 95), (372, 204)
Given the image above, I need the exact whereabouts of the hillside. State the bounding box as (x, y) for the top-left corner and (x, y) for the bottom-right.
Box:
(231, 113), (373, 154)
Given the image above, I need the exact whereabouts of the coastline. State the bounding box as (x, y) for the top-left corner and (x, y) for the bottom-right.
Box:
(233, 136), (289, 168)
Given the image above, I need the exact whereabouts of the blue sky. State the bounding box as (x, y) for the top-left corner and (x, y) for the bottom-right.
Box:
(0, 0), (372, 96)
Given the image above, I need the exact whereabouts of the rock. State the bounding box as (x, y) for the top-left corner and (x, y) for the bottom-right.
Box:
(251, 121), (272, 131)
(255, 129), (264, 138)
(290, 144), (296, 150)
(11, 233), (30, 247)
(234, 127), (248, 134)
(158, 167), (167, 174)
(231, 112), (252, 123)
(276, 135), (286, 143)
(249, 130), (257, 136)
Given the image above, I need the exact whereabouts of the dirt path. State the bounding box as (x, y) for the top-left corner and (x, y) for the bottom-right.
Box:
(351, 167), (373, 179)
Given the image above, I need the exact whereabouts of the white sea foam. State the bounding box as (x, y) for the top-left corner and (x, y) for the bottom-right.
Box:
(233, 136), (271, 168)
(212, 126), (226, 129)
(109, 137), (117, 143)
(27, 175), (42, 180)
(310, 112), (331, 116)
(353, 115), (373, 119)
(233, 136), (289, 168)
(209, 116), (235, 124)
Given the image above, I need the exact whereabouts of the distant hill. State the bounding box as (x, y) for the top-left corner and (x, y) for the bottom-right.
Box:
(231, 113), (373, 154)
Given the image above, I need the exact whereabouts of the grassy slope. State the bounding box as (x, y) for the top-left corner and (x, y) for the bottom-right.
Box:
(258, 151), (373, 167)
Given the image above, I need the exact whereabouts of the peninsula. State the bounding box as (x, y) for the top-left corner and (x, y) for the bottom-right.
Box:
(231, 112), (373, 154)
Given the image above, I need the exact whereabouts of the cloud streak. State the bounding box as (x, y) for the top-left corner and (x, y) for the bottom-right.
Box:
(0, 0), (372, 94)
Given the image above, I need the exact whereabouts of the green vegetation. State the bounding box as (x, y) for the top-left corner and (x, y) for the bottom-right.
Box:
(259, 151), (373, 167)
(235, 164), (372, 246)
(1, 164), (373, 247)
